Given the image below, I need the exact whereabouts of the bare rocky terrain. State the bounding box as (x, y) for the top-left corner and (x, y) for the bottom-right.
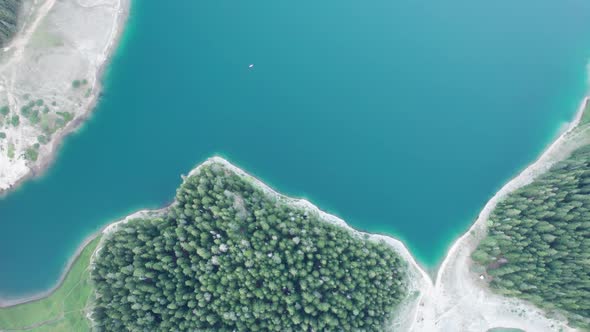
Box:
(0, 0), (127, 192)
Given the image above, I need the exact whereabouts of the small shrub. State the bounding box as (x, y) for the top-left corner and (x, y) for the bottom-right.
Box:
(24, 146), (38, 161)
(10, 115), (19, 127)
(7, 143), (14, 159)
(28, 110), (40, 125)
(72, 79), (88, 89)
(37, 135), (48, 144)
(56, 111), (74, 123)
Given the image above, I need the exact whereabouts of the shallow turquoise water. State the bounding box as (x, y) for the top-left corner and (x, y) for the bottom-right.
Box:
(1, 0), (590, 298)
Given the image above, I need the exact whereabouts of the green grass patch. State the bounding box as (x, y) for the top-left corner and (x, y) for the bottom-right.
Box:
(0, 105), (8, 116)
(0, 132), (5, 139)
(40, 114), (56, 136)
(0, 236), (101, 331)
(7, 142), (14, 159)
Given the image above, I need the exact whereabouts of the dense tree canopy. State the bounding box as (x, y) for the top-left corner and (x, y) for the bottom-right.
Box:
(0, 0), (21, 46)
(473, 145), (590, 329)
(92, 162), (407, 331)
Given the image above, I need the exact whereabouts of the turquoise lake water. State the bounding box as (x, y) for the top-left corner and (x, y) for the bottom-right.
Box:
(1, 0), (590, 298)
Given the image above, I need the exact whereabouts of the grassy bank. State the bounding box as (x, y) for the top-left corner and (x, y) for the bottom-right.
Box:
(0, 236), (100, 331)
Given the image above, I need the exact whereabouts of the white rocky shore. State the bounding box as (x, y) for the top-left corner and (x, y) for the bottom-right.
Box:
(0, 0), (129, 193)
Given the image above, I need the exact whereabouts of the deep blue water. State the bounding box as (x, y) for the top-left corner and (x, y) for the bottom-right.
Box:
(1, 0), (590, 298)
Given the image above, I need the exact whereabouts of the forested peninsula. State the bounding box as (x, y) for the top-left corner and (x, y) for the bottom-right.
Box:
(91, 161), (411, 331)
